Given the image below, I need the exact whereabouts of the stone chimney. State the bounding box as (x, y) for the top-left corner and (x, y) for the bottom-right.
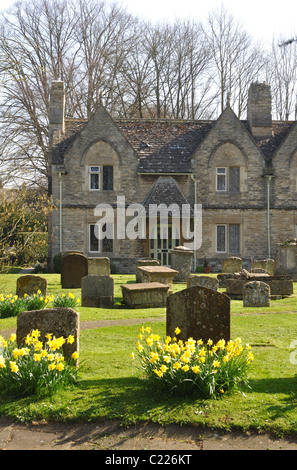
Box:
(49, 81), (65, 143)
(247, 82), (272, 138)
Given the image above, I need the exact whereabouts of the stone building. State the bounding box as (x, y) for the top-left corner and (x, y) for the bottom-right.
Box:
(48, 81), (297, 272)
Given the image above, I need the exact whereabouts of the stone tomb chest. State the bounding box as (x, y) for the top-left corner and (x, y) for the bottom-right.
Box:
(137, 266), (178, 292)
(135, 259), (160, 283)
(121, 282), (170, 308)
(166, 286), (230, 343)
(226, 273), (293, 299)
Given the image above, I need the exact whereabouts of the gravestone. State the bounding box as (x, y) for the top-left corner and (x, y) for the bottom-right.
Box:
(243, 281), (271, 307)
(166, 286), (230, 343)
(16, 275), (47, 297)
(250, 259), (275, 275)
(81, 275), (114, 308)
(121, 282), (169, 308)
(136, 259), (160, 283)
(275, 239), (297, 279)
(16, 307), (79, 361)
(88, 257), (110, 276)
(187, 274), (219, 291)
(170, 246), (194, 282)
(217, 273), (235, 288)
(61, 252), (88, 288)
(222, 257), (242, 273)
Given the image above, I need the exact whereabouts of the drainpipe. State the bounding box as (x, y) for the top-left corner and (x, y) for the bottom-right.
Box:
(58, 172), (63, 253)
(191, 174), (198, 272)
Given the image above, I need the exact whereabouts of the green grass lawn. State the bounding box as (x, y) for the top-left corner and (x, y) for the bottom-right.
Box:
(1, 272), (297, 437)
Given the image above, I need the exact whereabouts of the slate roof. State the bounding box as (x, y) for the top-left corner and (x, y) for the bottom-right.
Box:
(142, 176), (193, 213)
(116, 120), (213, 174)
(51, 116), (296, 172)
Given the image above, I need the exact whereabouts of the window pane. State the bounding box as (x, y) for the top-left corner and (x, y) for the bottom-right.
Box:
(90, 225), (99, 251)
(101, 223), (114, 252)
(103, 166), (113, 190)
(229, 167), (240, 193)
(90, 173), (99, 190)
(229, 224), (240, 253)
(217, 225), (226, 252)
(216, 168), (226, 191)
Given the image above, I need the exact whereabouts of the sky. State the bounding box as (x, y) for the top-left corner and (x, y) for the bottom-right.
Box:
(0, 0), (296, 46)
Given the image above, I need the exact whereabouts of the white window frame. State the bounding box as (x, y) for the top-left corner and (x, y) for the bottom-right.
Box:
(89, 166), (100, 191)
(216, 167), (227, 192)
(216, 224), (227, 253)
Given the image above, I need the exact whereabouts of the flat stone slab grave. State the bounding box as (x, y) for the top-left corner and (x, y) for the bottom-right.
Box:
(137, 266), (178, 292)
(121, 282), (170, 308)
(166, 286), (230, 344)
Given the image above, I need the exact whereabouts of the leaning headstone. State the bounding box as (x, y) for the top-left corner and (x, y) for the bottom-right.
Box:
(81, 275), (114, 308)
(187, 275), (219, 291)
(61, 252), (88, 288)
(170, 246), (194, 282)
(16, 307), (79, 360)
(243, 281), (271, 307)
(166, 286), (230, 343)
(222, 257), (242, 273)
(88, 257), (110, 276)
(136, 259), (160, 283)
(16, 275), (47, 298)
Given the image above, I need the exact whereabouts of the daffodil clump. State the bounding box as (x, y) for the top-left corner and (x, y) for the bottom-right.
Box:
(0, 291), (80, 318)
(0, 330), (79, 397)
(132, 327), (254, 398)
(53, 292), (81, 309)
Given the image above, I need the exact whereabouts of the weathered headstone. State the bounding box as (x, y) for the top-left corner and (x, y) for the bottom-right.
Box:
(136, 259), (160, 283)
(275, 239), (297, 279)
(222, 257), (242, 273)
(16, 307), (79, 360)
(217, 273), (235, 288)
(243, 281), (271, 307)
(187, 275), (219, 291)
(81, 275), (114, 308)
(251, 259), (275, 275)
(16, 275), (47, 297)
(88, 257), (110, 276)
(121, 282), (169, 308)
(170, 246), (194, 282)
(61, 252), (88, 288)
(166, 286), (230, 343)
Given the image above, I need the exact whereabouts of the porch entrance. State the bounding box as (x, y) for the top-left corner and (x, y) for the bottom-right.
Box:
(149, 222), (180, 266)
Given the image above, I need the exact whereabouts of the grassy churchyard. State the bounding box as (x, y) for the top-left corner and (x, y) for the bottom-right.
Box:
(1, 272), (297, 437)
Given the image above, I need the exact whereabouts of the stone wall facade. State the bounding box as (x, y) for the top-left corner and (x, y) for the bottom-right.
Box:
(48, 81), (297, 272)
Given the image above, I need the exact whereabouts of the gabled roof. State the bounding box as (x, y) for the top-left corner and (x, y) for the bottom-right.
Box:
(142, 176), (193, 214)
(51, 112), (296, 172)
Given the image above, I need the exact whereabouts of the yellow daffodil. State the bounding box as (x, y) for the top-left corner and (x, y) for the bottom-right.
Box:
(9, 361), (19, 373)
(72, 351), (79, 360)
